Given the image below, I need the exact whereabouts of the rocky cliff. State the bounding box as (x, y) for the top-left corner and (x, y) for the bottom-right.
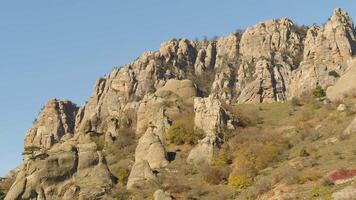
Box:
(4, 8), (356, 200)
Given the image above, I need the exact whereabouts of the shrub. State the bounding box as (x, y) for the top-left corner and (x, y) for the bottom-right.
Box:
(203, 167), (224, 185)
(310, 186), (332, 199)
(328, 70), (340, 78)
(23, 146), (41, 155)
(297, 169), (322, 184)
(313, 86), (326, 98)
(165, 119), (203, 145)
(115, 167), (130, 186)
(0, 191), (5, 200)
(228, 155), (256, 189)
(254, 144), (279, 170)
(255, 178), (272, 195)
(211, 148), (232, 166)
(228, 174), (252, 189)
(291, 97), (302, 107)
(92, 135), (105, 150)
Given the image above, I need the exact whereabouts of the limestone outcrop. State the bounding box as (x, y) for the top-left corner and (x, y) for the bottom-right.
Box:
(5, 141), (115, 200)
(6, 7), (356, 200)
(290, 8), (356, 96)
(24, 99), (78, 150)
(327, 58), (356, 101)
(187, 96), (229, 165)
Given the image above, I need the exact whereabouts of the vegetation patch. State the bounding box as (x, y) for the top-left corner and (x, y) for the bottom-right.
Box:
(165, 119), (203, 145)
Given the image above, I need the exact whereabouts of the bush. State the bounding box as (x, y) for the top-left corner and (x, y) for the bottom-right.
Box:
(114, 167), (130, 186)
(291, 97), (302, 107)
(310, 186), (332, 199)
(328, 70), (340, 78)
(313, 86), (326, 98)
(23, 146), (41, 155)
(254, 144), (279, 170)
(228, 174), (252, 189)
(203, 167), (224, 185)
(92, 135), (105, 151)
(0, 191), (5, 200)
(297, 169), (322, 184)
(165, 119), (203, 145)
(211, 148), (232, 166)
(228, 155), (256, 189)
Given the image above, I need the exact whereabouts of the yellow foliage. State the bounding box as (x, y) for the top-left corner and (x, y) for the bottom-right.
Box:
(165, 119), (203, 145)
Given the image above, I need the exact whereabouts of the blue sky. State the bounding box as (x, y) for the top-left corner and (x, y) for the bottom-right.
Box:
(0, 0), (355, 175)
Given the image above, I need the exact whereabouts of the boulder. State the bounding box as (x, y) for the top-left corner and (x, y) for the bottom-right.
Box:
(332, 186), (356, 200)
(154, 189), (173, 200)
(327, 59), (356, 101)
(343, 116), (356, 135)
(337, 104), (347, 112)
(135, 127), (169, 170)
(126, 160), (158, 190)
(5, 141), (115, 200)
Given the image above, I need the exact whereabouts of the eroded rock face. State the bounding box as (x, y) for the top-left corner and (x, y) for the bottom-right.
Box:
(327, 58), (356, 101)
(135, 127), (169, 170)
(237, 18), (303, 103)
(153, 189), (173, 200)
(290, 8), (356, 96)
(128, 79), (197, 190)
(6, 140), (115, 200)
(7, 7), (356, 200)
(24, 99), (78, 149)
(126, 160), (158, 190)
(187, 96), (229, 165)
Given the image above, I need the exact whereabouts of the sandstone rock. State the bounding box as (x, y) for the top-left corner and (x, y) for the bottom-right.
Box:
(24, 99), (78, 149)
(154, 189), (173, 200)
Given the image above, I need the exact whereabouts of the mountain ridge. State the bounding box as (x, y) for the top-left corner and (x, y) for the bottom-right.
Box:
(2, 7), (356, 200)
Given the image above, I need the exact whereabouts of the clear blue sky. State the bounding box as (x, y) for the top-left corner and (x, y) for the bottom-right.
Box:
(0, 0), (355, 175)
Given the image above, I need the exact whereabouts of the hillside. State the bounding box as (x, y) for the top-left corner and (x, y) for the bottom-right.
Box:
(2, 7), (356, 200)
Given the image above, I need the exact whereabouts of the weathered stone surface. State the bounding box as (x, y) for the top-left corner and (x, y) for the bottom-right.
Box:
(154, 189), (173, 200)
(193, 96), (228, 138)
(337, 104), (347, 112)
(327, 59), (356, 101)
(126, 160), (158, 190)
(24, 99), (78, 149)
(7, 7), (356, 200)
(187, 137), (215, 165)
(332, 186), (356, 200)
(344, 116), (356, 135)
(135, 127), (169, 170)
(290, 8), (356, 96)
(187, 96), (229, 164)
(5, 141), (115, 200)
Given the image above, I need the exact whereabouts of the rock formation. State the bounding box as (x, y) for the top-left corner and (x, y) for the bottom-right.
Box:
(187, 96), (229, 165)
(24, 99), (78, 150)
(4, 7), (356, 200)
